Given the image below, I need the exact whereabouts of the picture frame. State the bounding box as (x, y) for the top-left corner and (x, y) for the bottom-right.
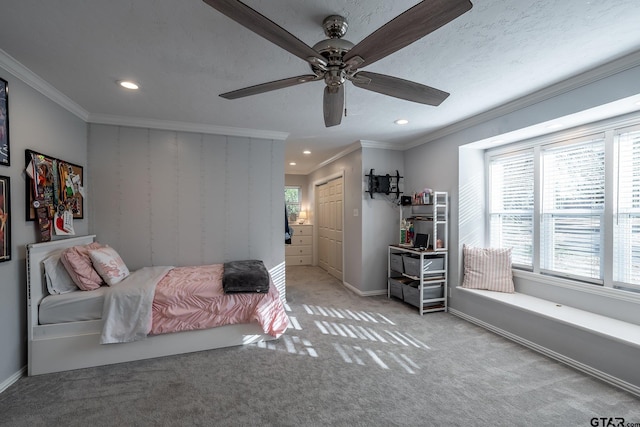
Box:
(25, 149), (84, 221)
(0, 78), (9, 166)
(0, 175), (10, 262)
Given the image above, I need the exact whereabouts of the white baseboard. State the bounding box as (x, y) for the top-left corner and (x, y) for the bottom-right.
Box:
(0, 366), (25, 394)
(449, 308), (640, 398)
(341, 280), (387, 297)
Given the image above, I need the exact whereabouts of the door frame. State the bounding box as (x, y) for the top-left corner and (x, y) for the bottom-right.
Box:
(312, 171), (345, 281)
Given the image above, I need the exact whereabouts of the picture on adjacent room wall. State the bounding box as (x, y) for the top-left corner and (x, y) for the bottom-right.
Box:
(25, 150), (84, 221)
(0, 175), (10, 262)
(0, 78), (9, 166)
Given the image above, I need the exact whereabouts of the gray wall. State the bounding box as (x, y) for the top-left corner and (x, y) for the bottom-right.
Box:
(88, 124), (285, 271)
(403, 60), (640, 388)
(0, 66), (88, 387)
(361, 147), (404, 294)
(306, 148), (362, 291)
(304, 145), (403, 295)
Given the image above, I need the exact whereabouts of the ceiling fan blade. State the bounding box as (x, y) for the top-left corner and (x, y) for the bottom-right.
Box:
(220, 75), (319, 99)
(344, 0), (472, 70)
(351, 71), (449, 106)
(323, 85), (344, 127)
(203, 0), (326, 65)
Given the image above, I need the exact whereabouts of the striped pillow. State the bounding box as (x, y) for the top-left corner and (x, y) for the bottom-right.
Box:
(462, 245), (514, 293)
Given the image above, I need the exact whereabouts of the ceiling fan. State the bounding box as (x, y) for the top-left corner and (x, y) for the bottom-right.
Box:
(202, 0), (473, 127)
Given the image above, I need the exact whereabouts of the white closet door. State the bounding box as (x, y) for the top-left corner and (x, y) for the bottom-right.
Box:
(317, 176), (343, 280)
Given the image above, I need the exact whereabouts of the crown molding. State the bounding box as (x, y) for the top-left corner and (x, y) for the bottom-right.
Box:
(402, 49), (640, 151)
(0, 48), (289, 140)
(88, 113), (289, 141)
(359, 139), (403, 150)
(305, 139), (402, 174)
(306, 141), (362, 174)
(0, 49), (90, 121)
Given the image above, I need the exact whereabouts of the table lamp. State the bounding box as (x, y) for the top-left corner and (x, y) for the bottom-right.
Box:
(298, 210), (307, 224)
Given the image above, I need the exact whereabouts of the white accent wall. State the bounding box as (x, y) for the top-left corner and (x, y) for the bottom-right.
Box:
(88, 124), (285, 272)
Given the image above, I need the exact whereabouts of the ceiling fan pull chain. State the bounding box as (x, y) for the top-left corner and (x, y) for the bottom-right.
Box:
(344, 84), (348, 117)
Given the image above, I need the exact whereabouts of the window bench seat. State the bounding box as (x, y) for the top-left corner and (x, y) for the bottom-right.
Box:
(457, 287), (640, 350)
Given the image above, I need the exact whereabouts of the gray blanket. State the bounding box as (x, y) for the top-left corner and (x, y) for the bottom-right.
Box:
(222, 259), (270, 293)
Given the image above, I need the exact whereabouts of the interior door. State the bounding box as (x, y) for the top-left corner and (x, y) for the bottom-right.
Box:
(317, 176), (343, 280)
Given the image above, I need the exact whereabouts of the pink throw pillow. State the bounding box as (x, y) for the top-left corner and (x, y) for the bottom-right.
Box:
(60, 242), (104, 291)
(462, 245), (515, 293)
(89, 246), (130, 286)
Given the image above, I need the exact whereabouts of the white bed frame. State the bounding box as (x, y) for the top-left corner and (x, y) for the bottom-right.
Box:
(27, 235), (278, 376)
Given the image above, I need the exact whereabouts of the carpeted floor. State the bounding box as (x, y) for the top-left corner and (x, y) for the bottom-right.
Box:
(1, 265), (639, 426)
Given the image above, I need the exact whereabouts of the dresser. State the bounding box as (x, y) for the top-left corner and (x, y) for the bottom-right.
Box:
(286, 224), (313, 265)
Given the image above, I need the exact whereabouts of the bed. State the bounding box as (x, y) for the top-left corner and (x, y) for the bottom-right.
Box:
(27, 235), (289, 376)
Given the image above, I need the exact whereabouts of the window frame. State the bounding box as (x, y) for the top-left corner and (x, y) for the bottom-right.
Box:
(613, 124), (640, 291)
(285, 186), (302, 222)
(487, 148), (535, 270)
(485, 115), (640, 295)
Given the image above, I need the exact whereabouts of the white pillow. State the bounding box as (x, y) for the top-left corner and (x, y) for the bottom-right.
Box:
(462, 245), (515, 293)
(88, 246), (130, 286)
(43, 251), (79, 295)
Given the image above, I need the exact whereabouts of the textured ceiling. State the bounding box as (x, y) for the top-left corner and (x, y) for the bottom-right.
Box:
(1, 0), (640, 173)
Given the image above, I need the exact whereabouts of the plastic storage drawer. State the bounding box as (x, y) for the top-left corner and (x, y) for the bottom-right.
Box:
(403, 256), (444, 277)
(402, 282), (444, 308)
(389, 253), (404, 273)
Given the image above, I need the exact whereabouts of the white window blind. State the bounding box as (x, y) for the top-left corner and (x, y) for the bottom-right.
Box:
(489, 150), (534, 267)
(614, 130), (640, 287)
(541, 137), (605, 282)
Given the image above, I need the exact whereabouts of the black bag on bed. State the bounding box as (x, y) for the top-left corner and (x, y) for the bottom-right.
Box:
(223, 259), (270, 293)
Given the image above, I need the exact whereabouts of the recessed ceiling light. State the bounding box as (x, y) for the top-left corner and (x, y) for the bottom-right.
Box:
(289, 162), (296, 166)
(118, 80), (139, 90)
(303, 150), (311, 155)
(394, 119), (409, 125)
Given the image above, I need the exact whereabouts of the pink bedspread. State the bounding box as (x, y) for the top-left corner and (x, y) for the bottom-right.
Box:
(150, 264), (289, 338)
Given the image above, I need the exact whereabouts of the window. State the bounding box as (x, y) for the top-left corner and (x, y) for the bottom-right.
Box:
(614, 129), (640, 287)
(489, 150), (534, 268)
(541, 137), (605, 283)
(488, 125), (640, 292)
(285, 186), (301, 221)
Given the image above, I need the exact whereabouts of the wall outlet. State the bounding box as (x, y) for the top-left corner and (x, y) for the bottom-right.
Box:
(353, 208), (359, 217)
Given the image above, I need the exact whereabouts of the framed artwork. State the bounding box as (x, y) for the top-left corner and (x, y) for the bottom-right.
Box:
(0, 175), (10, 262)
(0, 78), (9, 166)
(25, 150), (84, 221)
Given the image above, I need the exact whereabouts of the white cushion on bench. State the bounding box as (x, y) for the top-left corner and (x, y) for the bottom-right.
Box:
(458, 287), (640, 349)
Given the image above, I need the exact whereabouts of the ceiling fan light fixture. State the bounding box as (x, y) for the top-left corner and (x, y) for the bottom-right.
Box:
(394, 119), (409, 125)
(118, 80), (139, 90)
